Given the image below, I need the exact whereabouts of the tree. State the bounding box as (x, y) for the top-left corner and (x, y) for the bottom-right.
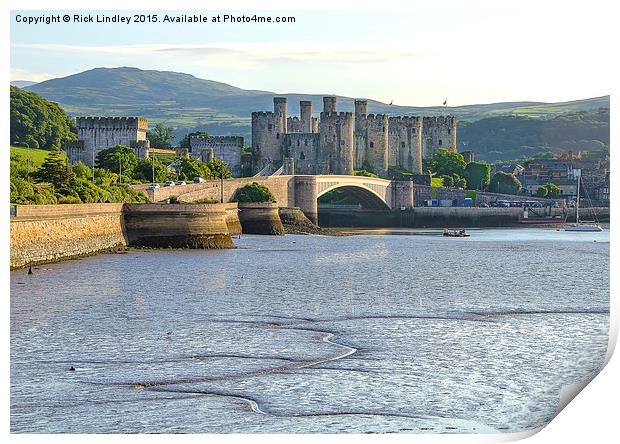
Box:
(174, 156), (211, 181)
(134, 157), (171, 183)
(10, 86), (77, 150)
(233, 182), (276, 203)
(147, 123), (174, 148)
(206, 158), (232, 179)
(440, 174), (454, 188)
(535, 183), (561, 198)
(95, 145), (138, 182)
(543, 183), (561, 198)
(452, 173), (467, 189)
(430, 149), (466, 177)
(33, 148), (76, 191)
(178, 131), (209, 149)
(489, 172), (522, 194)
(535, 186), (548, 198)
(464, 162), (491, 190)
(72, 161), (92, 180)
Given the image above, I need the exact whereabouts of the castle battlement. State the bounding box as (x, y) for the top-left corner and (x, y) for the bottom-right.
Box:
(191, 135), (244, 143)
(389, 116), (422, 123)
(422, 115), (456, 125)
(320, 111), (353, 118)
(366, 114), (388, 119)
(76, 116), (147, 129)
(251, 111), (276, 118)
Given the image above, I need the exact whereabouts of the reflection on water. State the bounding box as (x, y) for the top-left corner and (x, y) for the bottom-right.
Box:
(10, 228), (609, 433)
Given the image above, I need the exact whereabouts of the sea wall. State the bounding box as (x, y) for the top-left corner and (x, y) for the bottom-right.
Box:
(10, 203), (237, 269)
(224, 203), (242, 236)
(402, 207), (523, 228)
(318, 207), (526, 228)
(10, 204), (127, 269)
(237, 202), (285, 235)
(123, 204), (234, 249)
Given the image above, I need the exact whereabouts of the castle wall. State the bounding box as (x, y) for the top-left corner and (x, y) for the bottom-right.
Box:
(422, 116), (457, 159)
(273, 97), (288, 134)
(364, 114), (389, 174)
(251, 111), (283, 166)
(283, 133), (321, 174)
(323, 96), (337, 113)
(286, 117), (305, 133)
(72, 117), (148, 164)
(319, 112), (354, 175)
(388, 116), (423, 173)
(354, 100), (368, 170)
(190, 135), (243, 176)
(300, 100), (313, 133)
(311, 117), (319, 134)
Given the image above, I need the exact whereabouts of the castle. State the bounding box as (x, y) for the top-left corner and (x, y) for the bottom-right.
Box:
(65, 117), (150, 164)
(189, 135), (244, 176)
(63, 96), (456, 178)
(251, 96), (456, 175)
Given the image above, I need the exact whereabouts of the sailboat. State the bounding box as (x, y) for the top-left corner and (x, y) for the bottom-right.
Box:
(564, 169), (603, 232)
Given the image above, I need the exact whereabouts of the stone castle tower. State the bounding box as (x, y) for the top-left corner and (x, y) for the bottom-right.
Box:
(65, 117), (150, 164)
(251, 96), (456, 176)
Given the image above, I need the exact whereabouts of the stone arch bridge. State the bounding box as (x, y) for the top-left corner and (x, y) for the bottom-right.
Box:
(146, 175), (415, 225)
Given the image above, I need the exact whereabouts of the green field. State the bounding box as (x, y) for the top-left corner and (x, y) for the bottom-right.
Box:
(10, 146), (61, 168)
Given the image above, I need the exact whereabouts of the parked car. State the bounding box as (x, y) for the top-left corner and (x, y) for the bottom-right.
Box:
(148, 183), (160, 191)
(163, 181), (176, 187)
(479, 202), (489, 208)
(175, 181), (187, 186)
(194, 177), (206, 183)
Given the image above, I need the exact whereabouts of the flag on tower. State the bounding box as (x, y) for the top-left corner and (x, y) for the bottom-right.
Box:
(443, 98), (448, 106)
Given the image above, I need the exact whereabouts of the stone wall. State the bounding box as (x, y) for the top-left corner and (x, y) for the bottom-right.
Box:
(123, 204), (234, 248)
(10, 203), (240, 269)
(10, 204), (127, 269)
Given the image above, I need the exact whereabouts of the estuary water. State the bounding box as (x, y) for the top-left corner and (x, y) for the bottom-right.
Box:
(10, 228), (610, 434)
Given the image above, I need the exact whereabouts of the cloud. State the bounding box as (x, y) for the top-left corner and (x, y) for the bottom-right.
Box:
(10, 67), (57, 83)
(11, 42), (429, 71)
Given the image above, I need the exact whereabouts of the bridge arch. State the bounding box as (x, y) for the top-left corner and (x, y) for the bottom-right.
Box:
(317, 183), (391, 210)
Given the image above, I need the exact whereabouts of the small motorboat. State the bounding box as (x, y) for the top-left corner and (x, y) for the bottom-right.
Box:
(443, 228), (470, 237)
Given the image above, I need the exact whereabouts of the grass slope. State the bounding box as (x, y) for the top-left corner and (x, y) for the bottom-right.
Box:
(10, 146), (60, 168)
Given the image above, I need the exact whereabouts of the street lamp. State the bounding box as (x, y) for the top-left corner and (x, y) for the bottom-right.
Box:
(151, 151), (155, 185)
(220, 169), (224, 203)
(13, 141), (30, 182)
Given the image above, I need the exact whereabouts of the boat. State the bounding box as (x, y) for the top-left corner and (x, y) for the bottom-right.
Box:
(443, 228), (470, 237)
(518, 215), (565, 225)
(563, 170), (603, 232)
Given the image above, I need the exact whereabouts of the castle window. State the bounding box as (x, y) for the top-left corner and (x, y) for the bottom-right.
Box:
(300, 152), (305, 160)
(439, 139), (443, 146)
(268, 124), (273, 131)
(276, 133), (280, 139)
(304, 140), (308, 146)
(297, 140), (300, 147)
(401, 142), (405, 148)
(370, 142), (374, 148)
(448, 129), (451, 135)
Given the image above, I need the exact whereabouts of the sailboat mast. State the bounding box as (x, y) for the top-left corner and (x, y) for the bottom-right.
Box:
(575, 174), (580, 224)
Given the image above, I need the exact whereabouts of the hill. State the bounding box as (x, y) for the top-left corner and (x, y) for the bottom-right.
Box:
(458, 109), (610, 162)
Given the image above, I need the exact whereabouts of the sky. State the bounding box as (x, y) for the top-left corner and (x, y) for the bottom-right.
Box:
(9, 1), (614, 107)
